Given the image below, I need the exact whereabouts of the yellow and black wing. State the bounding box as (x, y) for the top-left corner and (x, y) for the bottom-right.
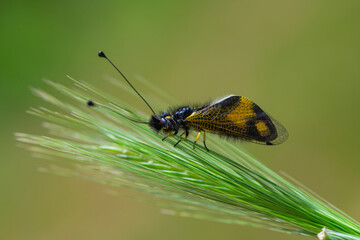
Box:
(185, 95), (288, 145)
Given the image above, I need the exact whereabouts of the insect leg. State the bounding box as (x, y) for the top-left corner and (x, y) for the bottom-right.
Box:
(174, 130), (189, 148)
(162, 130), (178, 141)
(193, 132), (201, 149)
(203, 132), (209, 152)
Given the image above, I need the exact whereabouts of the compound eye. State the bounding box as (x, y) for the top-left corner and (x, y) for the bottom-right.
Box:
(160, 118), (166, 125)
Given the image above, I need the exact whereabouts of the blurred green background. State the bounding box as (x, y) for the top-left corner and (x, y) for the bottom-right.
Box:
(1, 0), (360, 239)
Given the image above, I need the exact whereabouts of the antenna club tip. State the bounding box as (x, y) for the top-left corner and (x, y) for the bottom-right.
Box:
(87, 100), (96, 107)
(98, 51), (106, 58)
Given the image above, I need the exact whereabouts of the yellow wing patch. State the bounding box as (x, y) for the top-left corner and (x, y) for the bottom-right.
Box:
(256, 121), (270, 137)
(225, 96), (256, 123)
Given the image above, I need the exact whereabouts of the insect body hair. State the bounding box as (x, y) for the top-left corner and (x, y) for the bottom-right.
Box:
(149, 115), (162, 132)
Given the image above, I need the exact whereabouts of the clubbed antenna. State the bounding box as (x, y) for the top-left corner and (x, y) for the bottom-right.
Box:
(98, 51), (156, 115)
(86, 99), (148, 124)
